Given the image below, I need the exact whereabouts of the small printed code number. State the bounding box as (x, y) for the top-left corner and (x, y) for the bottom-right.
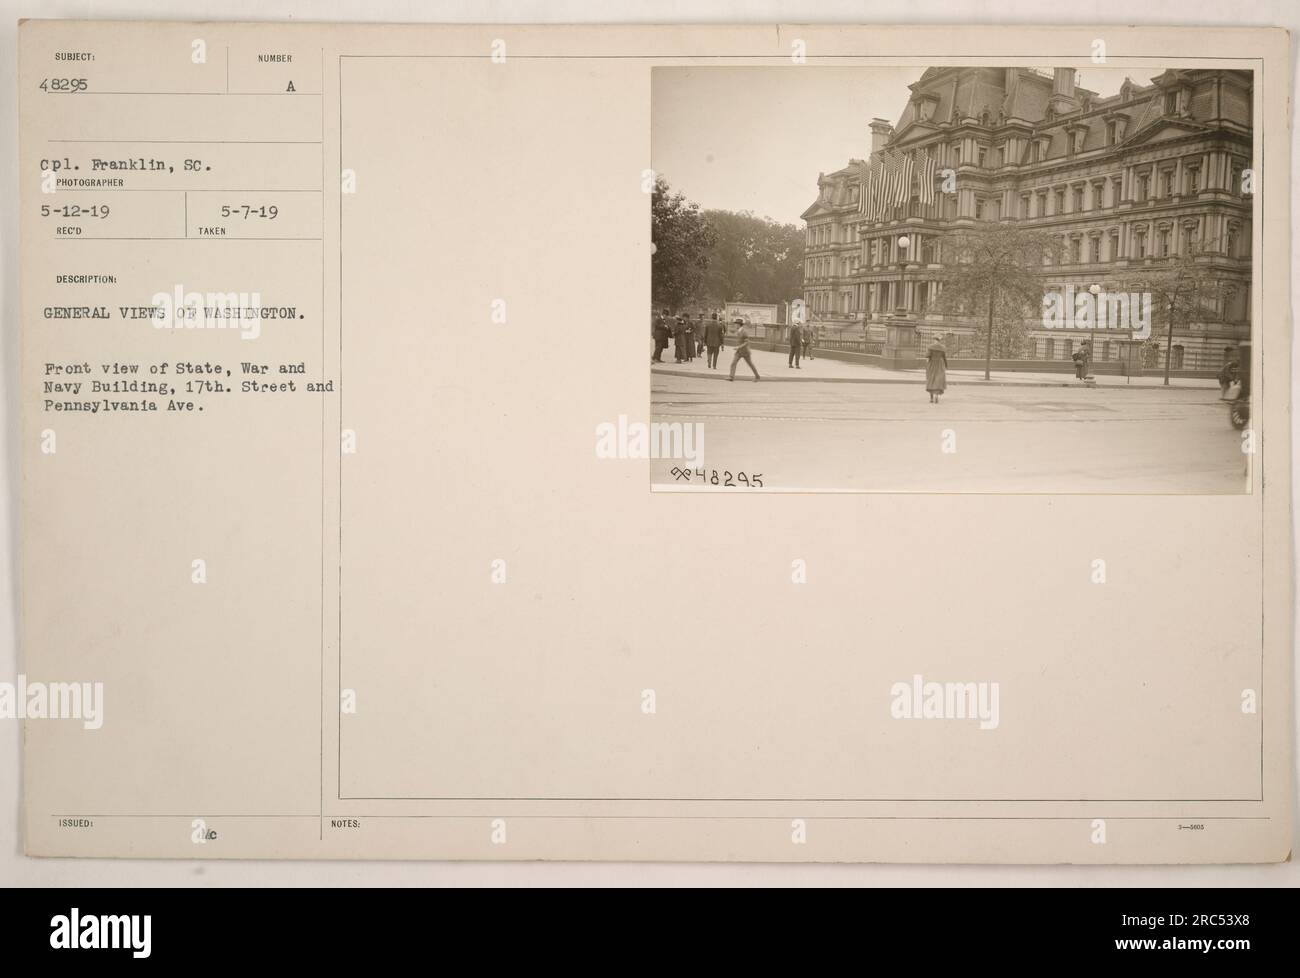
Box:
(40, 78), (89, 92)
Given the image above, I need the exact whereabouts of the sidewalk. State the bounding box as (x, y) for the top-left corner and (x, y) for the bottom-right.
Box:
(652, 346), (1219, 390)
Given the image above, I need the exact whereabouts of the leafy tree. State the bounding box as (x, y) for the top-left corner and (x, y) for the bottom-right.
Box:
(700, 209), (805, 306)
(651, 177), (717, 311)
(1123, 240), (1229, 384)
(935, 222), (1064, 379)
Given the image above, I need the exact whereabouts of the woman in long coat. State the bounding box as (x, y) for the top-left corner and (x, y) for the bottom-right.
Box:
(925, 335), (947, 404)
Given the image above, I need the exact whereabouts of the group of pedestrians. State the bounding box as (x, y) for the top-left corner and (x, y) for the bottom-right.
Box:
(652, 310), (834, 383)
(652, 309), (755, 377)
(651, 310), (961, 402)
(785, 321), (819, 369)
(651, 310), (728, 369)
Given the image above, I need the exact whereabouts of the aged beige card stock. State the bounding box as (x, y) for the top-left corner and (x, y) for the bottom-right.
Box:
(18, 21), (1292, 862)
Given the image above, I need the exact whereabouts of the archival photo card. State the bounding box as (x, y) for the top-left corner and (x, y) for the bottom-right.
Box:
(16, 21), (1291, 865)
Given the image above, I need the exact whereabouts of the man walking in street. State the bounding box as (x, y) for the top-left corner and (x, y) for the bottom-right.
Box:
(787, 320), (803, 369)
(703, 312), (724, 369)
(728, 319), (760, 382)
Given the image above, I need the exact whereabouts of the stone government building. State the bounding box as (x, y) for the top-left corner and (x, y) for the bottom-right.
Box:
(800, 67), (1253, 369)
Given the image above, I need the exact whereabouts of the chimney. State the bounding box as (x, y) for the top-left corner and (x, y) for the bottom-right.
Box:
(1049, 68), (1078, 114)
(869, 118), (894, 154)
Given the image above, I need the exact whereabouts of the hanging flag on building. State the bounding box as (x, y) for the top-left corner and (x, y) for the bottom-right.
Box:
(863, 154), (883, 222)
(871, 155), (887, 220)
(868, 150), (893, 221)
(898, 149), (915, 207)
(916, 147), (938, 206)
(881, 149), (895, 208)
(862, 147), (918, 222)
(886, 148), (913, 210)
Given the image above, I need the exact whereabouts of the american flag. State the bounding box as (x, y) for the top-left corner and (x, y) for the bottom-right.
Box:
(862, 155), (881, 221)
(916, 147), (937, 206)
(861, 145), (937, 222)
(894, 149), (914, 209)
(881, 148), (913, 214)
(869, 156), (887, 220)
(874, 150), (895, 217)
(864, 151), (900, 222)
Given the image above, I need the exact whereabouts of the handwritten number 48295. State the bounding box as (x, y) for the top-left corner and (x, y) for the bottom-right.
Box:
(668, 467), (762, 488)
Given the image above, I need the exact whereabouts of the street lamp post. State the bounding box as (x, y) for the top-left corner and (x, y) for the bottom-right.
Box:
(1088, 283), (1101, 378)
(894, 234), (910, 315)
(1164, 298), (1176, 386)
(877, 233), (919, 371)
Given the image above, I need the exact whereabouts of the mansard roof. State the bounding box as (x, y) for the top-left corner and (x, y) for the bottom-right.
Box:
(802, 67), (1252, 219)
(800, 162), (863, 219)
(889, 66), (1249, 142)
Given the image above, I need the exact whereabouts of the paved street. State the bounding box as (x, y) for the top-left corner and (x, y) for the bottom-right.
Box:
(650, 349), (1247, 492)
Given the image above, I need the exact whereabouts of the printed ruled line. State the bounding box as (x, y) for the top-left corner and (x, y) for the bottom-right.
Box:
(341, 795), (1268, 803)
(337, 53), (1262, 61)
(47, 139), (323, 144)
(337, 53), (344, 803)
(51, 189), (325, 193)
(46, 91), (323, 96)
(62, 236), (323, 242)
(320, 43), (327, 844)
(51, 814), (1274, 822)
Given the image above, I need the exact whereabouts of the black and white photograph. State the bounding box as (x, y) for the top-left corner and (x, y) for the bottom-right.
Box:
(651, 65), (1255, 492)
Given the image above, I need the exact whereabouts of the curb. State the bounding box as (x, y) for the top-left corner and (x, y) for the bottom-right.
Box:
(649, 366), (1217, 392)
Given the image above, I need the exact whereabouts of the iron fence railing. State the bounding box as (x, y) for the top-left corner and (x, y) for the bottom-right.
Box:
(933, 337), (1235, 371)
(815, 338), (884, 355)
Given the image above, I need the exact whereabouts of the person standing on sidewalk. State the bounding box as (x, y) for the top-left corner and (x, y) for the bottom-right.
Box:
(651, 310), (670, 363)
(703, 313), (724, 369)
(926, 334), (947, 404)
(805, 321), (818, 361)
(1072, 339), (1091, 380)
(728, 320), (760, 382)
(673, 316), (686, 363)
(1218, 348), (1240, 398)
(787, 321), (803, 369)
